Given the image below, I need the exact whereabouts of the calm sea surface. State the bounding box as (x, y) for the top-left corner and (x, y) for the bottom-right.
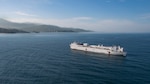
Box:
(0, 33), (150, 84)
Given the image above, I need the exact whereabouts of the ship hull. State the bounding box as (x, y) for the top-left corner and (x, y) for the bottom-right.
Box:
(70, 43), (126, 56)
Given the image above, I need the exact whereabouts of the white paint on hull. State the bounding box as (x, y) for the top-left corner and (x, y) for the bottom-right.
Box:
(70, 42), (127, 56)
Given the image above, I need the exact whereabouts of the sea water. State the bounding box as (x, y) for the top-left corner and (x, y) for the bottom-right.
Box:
(0, 33), (150, 84)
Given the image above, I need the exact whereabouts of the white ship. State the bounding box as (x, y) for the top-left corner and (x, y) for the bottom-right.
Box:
(70, 42), (127, 56)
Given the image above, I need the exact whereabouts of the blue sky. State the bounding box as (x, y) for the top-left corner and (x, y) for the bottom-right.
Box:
(0, 0), (150, 33)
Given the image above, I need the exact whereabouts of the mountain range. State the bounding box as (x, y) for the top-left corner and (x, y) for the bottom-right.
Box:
(0, 18), (90, 33)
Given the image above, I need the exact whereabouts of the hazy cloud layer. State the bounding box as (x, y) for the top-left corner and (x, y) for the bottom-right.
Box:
(6, 17), (150, 33)
(14, 11), (37, 17)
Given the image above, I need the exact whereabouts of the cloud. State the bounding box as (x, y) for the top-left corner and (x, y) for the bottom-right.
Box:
(119, 0), (125, 2)
(106, 0), (111, 3)
(14, 11), (37, 17)
(106, 0), (125, 3)
(140, 13), (150, 19)
(6, 17), (150, 33)
(72, 17), (93, 21)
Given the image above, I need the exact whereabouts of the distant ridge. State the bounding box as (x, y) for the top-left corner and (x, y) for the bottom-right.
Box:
(0, 18), (90, 33)
(0, 27), (29, 33)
